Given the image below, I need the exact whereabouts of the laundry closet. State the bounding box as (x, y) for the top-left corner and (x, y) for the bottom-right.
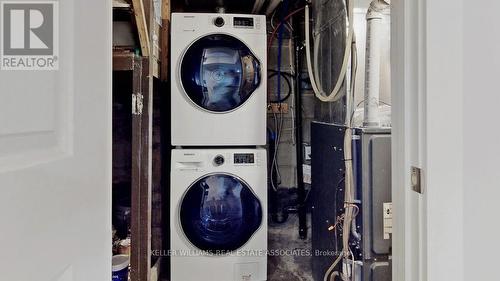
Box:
(2, 0), (490, 279)
(110, 0), (394, 280)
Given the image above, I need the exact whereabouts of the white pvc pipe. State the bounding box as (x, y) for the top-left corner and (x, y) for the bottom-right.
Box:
(363, 0), (390, 127)
(313, 33), (324, 95)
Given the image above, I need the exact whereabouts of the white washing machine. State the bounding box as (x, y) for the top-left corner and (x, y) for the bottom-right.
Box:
(171, 13), (267, 146)
(170, 149), (267, 281)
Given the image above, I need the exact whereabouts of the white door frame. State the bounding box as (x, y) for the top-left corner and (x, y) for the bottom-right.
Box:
(392, 0), (464, 280)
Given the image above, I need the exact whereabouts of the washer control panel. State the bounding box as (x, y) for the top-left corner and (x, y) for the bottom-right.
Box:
(233, 17), (254, 28)
(234, 153), (255, 164)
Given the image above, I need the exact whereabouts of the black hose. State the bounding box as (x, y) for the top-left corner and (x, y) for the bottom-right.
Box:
(268, 70), (293, 103)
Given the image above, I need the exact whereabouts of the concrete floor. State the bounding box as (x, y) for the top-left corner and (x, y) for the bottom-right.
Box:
(162, 214), (314, 281)
(268, 214), (313, 281)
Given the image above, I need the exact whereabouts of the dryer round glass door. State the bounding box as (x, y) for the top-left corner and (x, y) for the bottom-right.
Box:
(180, 34), (261, 112)
(179, 173), (263, 253)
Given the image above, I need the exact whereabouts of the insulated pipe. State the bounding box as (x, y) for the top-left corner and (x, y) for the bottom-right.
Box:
(265, 0), (282, 16)
(251, 0), (265, 14)
(215, 7), (226, 13)
(363, 0), (390, 127)
(215, 0), (225, 13)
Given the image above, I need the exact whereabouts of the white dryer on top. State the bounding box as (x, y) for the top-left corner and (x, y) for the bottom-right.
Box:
(171, 13), (267, 146)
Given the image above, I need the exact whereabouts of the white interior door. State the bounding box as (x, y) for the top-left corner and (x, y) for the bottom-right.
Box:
(0, 0), (112, 280)
(391, 0), (425, 279)
(393, 0), (464, 281)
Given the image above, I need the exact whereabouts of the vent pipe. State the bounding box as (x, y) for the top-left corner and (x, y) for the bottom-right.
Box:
(252, 0), (266, 14)
(215, 0), (225, 13)
(363, 0), (390, 127)
(265, 0), (282, 16)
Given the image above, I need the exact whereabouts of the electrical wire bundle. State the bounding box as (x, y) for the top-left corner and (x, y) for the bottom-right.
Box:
(268, 69), (295, 192)
(268, 0), (304, 192)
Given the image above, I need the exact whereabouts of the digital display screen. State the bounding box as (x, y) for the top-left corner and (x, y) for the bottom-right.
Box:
(234, 17), (254, 28)
(234, 153), (255, 164)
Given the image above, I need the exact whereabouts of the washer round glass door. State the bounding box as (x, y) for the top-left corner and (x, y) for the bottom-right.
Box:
(180, 34), (261, 112)
(179, 174), (263, 253)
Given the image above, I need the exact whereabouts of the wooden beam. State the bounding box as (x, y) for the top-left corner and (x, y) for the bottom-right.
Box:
(151, 21), (160, 78)
(146, 0), (160, 79)
(130, 57), (152, 281)
(160, 0), (170, 81)
(131, 0), (150, 57)
(151, 70), (164, 270)
(161, 0), (170, 22)
(113, 0), (131, 8)
(113, 51), (136, 71)
(143, 0), (151, 31)
(159, 20), (169, 81)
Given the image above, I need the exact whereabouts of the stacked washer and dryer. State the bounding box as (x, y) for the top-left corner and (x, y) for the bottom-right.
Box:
(170, 13), (268, 281)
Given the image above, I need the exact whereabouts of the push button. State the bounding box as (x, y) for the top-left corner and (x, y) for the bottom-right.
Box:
(213, 155), (225, 166)
(214, 17), (225, 27)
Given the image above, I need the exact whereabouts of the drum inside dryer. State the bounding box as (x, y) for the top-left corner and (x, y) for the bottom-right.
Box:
(180, 34), (261, 112)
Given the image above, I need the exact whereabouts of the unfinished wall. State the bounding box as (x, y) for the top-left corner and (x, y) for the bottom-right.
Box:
(268, 34), (311, 189)
(268, 0), (391, 189)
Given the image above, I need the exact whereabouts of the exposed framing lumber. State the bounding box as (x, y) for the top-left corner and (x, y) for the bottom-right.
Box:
(160, 0), (170, 81)
(147, 0), (161, 79)
(130, 56), (153, 281)
(118, 1), (161, 280)
(143, 0), (151, 30)
(151, 21), (161, 78)
(161, 0), (170, 30)
(113, 51), (136, 71)
(131, 0), (151, 57)
(113, 0), (131, 8)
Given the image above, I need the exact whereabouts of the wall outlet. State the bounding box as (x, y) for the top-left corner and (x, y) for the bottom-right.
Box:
(303, 164), (312, 184)
(304, 145), (311, 161)
(267, 103), (289, 114)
